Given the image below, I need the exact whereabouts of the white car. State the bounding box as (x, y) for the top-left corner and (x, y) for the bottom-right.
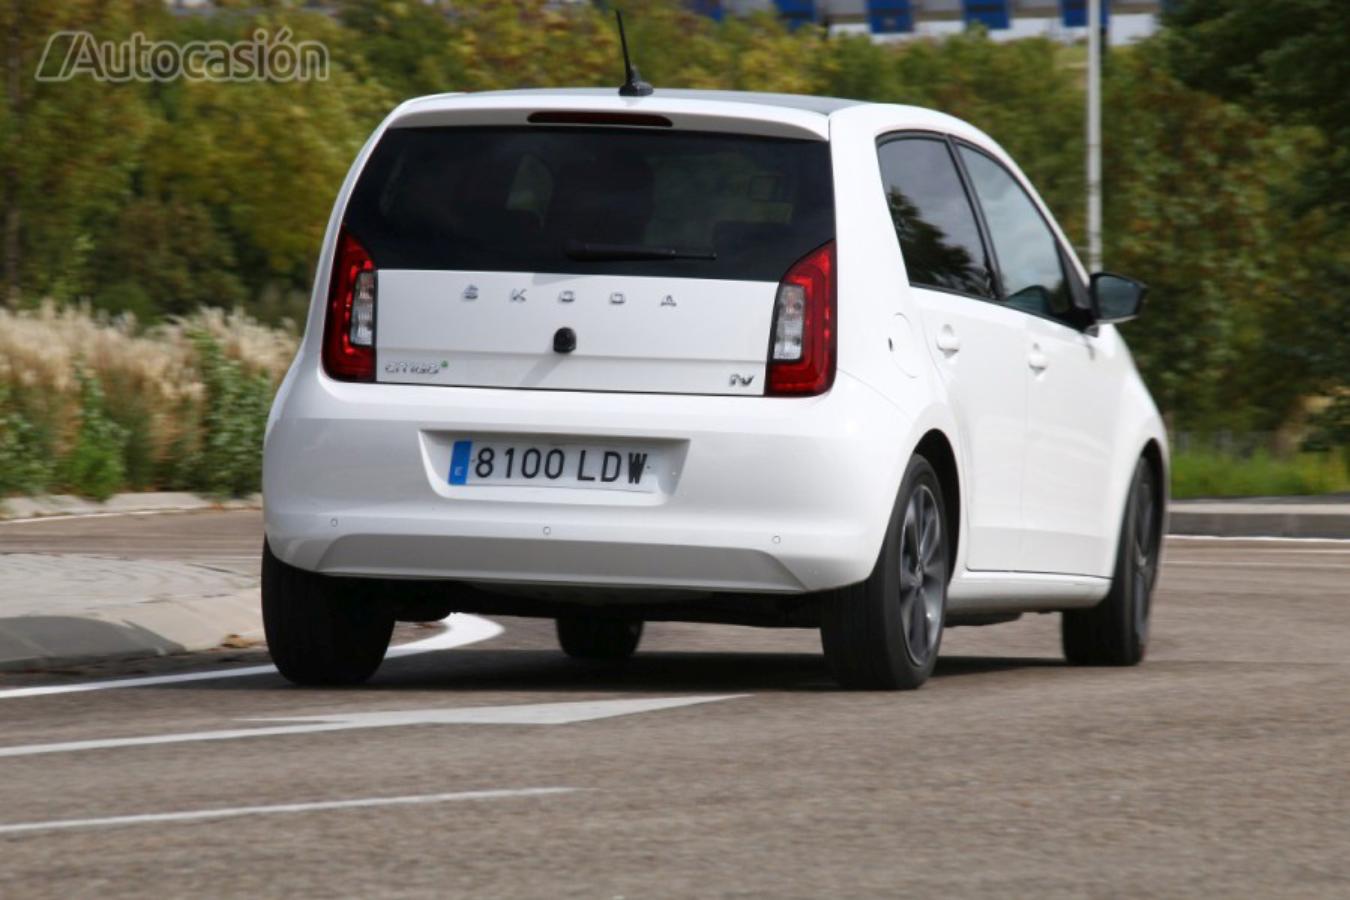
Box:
(262, 88), (1168, 690)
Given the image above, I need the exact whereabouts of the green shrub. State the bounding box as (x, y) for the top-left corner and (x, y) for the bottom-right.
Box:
(0, 392), (57, 496)
(1303, 396), (1350, 476)
(61, 372), (129, 501)
(117, 411), (157, 492)
(178, 333), (272, 498)
(1171, 448), (1350, 499)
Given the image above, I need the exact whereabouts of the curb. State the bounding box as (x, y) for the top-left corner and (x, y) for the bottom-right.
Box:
(0, 589), (263, 672)
(0, 492), (262, 522)
(1168, 505), (1350, 540)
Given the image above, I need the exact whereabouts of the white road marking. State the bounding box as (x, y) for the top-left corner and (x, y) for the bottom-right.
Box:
(1166, 534), (1350, 544)
(0, 695), (745, 758)
(0, 787), (578, 836)
(1165, 561), (1350, 570)
(0, 613), (503, 701)
(1169, 548), (1350, 555)
(1166, 550), (1350, 555)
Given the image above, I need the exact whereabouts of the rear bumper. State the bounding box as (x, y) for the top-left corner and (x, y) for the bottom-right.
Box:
(263, 370), (911, 594)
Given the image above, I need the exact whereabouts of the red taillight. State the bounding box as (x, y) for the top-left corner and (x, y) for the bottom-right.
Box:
(322, 230), (376, 382)
(767, 241), (836, 396)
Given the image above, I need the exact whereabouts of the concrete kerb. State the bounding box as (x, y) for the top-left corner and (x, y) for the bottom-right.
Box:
(0, 492), (261, 521)
(0, 588), (263, 672)
(1168, 500), (1350, 540)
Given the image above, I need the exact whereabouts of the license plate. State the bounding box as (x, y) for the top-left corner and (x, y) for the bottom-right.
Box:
(448, 439), (661, 492)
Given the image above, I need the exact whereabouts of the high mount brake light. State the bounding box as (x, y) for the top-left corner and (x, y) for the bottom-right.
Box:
(527, 111), (672, 128)
(322, 230), (376, 382)
(767, 241), (836, 397)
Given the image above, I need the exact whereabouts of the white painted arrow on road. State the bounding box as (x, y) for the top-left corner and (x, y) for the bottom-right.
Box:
(0, 695), (747, 759)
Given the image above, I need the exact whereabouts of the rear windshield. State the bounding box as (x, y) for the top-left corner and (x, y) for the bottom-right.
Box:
(344, 126), (834, 282)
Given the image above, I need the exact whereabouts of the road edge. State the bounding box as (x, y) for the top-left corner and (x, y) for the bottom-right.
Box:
(1168, 503), (1350, 540)
(0, 589), (262, 673)
(0, 492), (262, 522)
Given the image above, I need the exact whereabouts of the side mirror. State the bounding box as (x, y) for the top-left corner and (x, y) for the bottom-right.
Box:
(1090, 273), (1147, 324)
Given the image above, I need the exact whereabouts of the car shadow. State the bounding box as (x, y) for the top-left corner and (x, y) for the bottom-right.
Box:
(158, 646), (1068, 695)
(380, 648), (1068, 693)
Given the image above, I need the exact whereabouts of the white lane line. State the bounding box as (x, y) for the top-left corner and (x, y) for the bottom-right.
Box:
(0, 695), (746, 758)
(1166, 545), (1350, 553)
(1168, 549), (1350, 555)
(0, 613), (503, 701)
(1167, 534), (1350, 544)
(1165, 561), (1350, 570)
(0, 787), (578, 836)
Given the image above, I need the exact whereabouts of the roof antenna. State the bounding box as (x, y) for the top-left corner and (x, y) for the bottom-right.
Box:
(615, 10), (653, 97)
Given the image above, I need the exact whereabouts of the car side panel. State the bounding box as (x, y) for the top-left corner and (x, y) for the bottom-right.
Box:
(1093, 330), (1170, 577)
(828, 109), (977, 575)
(830, 104), (1168, 590)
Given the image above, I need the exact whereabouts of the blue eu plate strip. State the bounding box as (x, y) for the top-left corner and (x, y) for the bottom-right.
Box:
(449, 440), (472, 485)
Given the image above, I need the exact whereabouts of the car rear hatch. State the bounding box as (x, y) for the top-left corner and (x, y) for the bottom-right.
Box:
(341, 118), (834, 396)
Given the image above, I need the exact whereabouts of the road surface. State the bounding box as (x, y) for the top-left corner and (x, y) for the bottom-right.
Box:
(1, 511), (1347, 897)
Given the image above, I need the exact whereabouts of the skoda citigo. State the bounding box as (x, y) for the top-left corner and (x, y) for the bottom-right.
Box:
(262, 88), (1167, 690)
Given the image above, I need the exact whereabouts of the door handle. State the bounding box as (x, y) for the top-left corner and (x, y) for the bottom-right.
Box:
(1028, 344), (1049, 372)
(935, 325), (961, 356)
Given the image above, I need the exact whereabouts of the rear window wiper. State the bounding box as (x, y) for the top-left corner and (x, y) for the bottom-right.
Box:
(564, 240), (717, 261)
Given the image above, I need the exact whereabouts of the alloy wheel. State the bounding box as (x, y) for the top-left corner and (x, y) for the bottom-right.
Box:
(898, 483), (945, 666)
(1132, 467), (1158, 643)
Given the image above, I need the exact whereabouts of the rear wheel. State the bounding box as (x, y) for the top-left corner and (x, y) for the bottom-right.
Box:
(820, 454), (949, 690)
(556, 616), (643, 660)
(1062, 457), (1161, 666)
(262, 540), (395, 686)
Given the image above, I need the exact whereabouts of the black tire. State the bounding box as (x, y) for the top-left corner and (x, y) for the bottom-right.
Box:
(1062, 457), (1161, 666)
(556, 616), (643, 661)
(261, 540), (395, 686)
(820, 454), (949, 690)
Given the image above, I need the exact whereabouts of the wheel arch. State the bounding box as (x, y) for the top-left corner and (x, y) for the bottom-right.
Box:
(1139, 437), (1169, 549)
(914, 428), (961, 578)
(1095, 429), (1169, 577)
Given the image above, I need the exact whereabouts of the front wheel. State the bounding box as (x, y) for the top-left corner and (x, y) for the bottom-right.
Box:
(820, 454), (949, 690)
(1062, 457), (1161, 666)
(262, 540), (395, 686)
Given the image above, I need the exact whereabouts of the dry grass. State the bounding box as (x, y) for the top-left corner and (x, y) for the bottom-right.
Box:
(0, 302), (296, 468)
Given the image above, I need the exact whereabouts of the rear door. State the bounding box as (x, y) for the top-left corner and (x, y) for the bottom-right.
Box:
(955, 144), (1116, 576)
(344, 125), (834, 395)
(878, 135), (1027, 572)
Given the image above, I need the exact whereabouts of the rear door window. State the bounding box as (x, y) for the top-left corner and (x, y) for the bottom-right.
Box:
(345, 126), (834, 282)
(876, 137), (994, 299)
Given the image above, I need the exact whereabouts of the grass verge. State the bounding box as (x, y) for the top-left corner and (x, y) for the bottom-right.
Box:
(1171, 448), (1349, 500)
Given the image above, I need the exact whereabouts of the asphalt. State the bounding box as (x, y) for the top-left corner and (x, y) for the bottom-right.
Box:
(0, 514), (1348, 897)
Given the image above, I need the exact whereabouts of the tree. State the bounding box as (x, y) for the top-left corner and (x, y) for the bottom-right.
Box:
(0, 0), (158, 307)
(1164, 0), (1350, 435)
(1166, 0), (1350, 222)
(96, 6), (390, 322)
(1105, 41), (1348, 433)
(879, 31), (1085, 243)
(336, 0), (466, 99)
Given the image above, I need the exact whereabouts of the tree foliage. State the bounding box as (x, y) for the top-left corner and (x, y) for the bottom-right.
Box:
(0, 0), (1344, 439)
(1165, 0), (1350, 221)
